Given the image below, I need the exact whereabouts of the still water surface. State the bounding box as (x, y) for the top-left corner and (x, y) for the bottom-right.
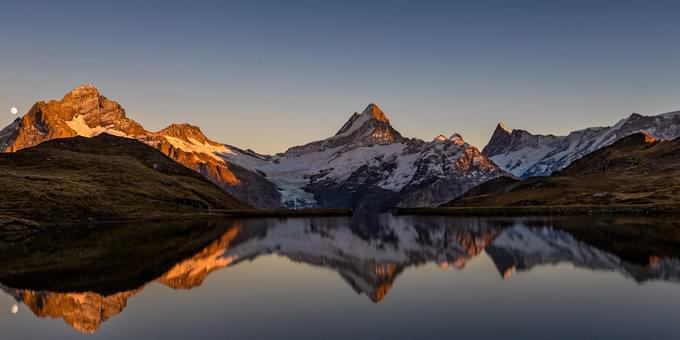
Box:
(1, 215), (679, 339)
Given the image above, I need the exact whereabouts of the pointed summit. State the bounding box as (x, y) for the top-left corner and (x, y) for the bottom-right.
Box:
(336, 103), (392, 136)
(449, 133), (465, 145)
(497, 121), (511, 133)
(285, 104), (406, 156)
(483, 122), (515, 157)
(433, 134), (448, 142)
(362, 103), (389, 123)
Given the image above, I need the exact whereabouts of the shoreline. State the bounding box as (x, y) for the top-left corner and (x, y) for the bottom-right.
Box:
(394, 205), (680, 216)
(0, 208), (353, 232)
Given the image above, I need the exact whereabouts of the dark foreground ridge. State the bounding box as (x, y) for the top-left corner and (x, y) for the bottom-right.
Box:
(0, 134), (253, 228)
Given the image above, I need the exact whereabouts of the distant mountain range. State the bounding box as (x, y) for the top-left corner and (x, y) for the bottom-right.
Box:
(1, 84), (678, 210)
(0, 85), (504, 211)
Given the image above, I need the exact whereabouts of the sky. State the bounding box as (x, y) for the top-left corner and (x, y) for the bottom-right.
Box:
(1, 0), (679, 154)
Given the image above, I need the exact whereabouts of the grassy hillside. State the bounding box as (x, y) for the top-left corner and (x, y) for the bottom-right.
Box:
(0, 134), (250, 227)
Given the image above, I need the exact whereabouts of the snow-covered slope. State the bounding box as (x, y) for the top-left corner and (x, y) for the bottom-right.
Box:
(484, 111), (680, 178)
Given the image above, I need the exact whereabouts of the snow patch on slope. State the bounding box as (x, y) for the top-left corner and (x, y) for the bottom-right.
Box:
(335, 111), (372, 137)
(65, 115), (128, 138)
(163, 135), (236, 161)
(490, 144), (555, 177)
(378, 151), (420, 190)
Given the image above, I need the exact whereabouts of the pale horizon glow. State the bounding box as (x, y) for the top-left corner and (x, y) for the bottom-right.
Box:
(1, 1), (679, 154)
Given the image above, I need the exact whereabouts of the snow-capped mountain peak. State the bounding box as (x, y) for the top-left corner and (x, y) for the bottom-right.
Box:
(497, 121), (511, 133)
(335, 103), (387, 135)
(449, 133), (465, 145)
(482, 122), (515, 157)
(362, 102), (389, 120)
(433, 134), (448, 142)
(330, 103), (403, 146)
(433, 133), (465, 145)
(283, 104), (407, 158)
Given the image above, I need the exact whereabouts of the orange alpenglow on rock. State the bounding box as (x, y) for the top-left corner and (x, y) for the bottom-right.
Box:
(157, 226), (242, 289)
(643, 134), (658, 144)
(4, 226), (244, 334)
(12, 289), (140, 334)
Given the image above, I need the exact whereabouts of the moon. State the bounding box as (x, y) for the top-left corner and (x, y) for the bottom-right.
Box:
(10, 107), (18, 115)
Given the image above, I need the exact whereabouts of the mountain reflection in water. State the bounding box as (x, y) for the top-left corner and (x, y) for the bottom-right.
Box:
(1, 215), (679, 334)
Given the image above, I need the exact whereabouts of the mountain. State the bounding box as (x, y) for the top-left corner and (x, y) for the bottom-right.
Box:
(483, 111), (680, 178)
(226, 104), (504, 211)
(0, 134), (250, 226)
(448, 133), (680, 207)
(0, 85), (505, 211)
(0, 84), (146, 151)
(0, 84), (280, 208)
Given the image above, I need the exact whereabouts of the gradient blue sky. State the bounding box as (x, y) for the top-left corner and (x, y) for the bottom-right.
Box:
(1, 0), (679, 154)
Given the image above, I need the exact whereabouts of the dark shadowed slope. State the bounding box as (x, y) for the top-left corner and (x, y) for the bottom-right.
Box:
(446, 133), (680, 208)
(0, 134), (250, 227)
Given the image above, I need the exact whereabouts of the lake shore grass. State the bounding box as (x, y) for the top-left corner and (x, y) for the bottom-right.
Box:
(394, 205), (680, 216)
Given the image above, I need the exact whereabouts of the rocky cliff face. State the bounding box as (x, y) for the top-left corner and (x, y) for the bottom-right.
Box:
(0, 84), (146, 152)
(0, 85), (504, 210)
(483, 111), (680, 178)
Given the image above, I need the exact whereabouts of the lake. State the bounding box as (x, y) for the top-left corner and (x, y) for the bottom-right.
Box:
(1, 215), (679, 339)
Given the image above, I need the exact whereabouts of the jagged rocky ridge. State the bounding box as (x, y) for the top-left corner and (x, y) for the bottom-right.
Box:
(0, 85), (504, 210)
(483, 111), (680, 178)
